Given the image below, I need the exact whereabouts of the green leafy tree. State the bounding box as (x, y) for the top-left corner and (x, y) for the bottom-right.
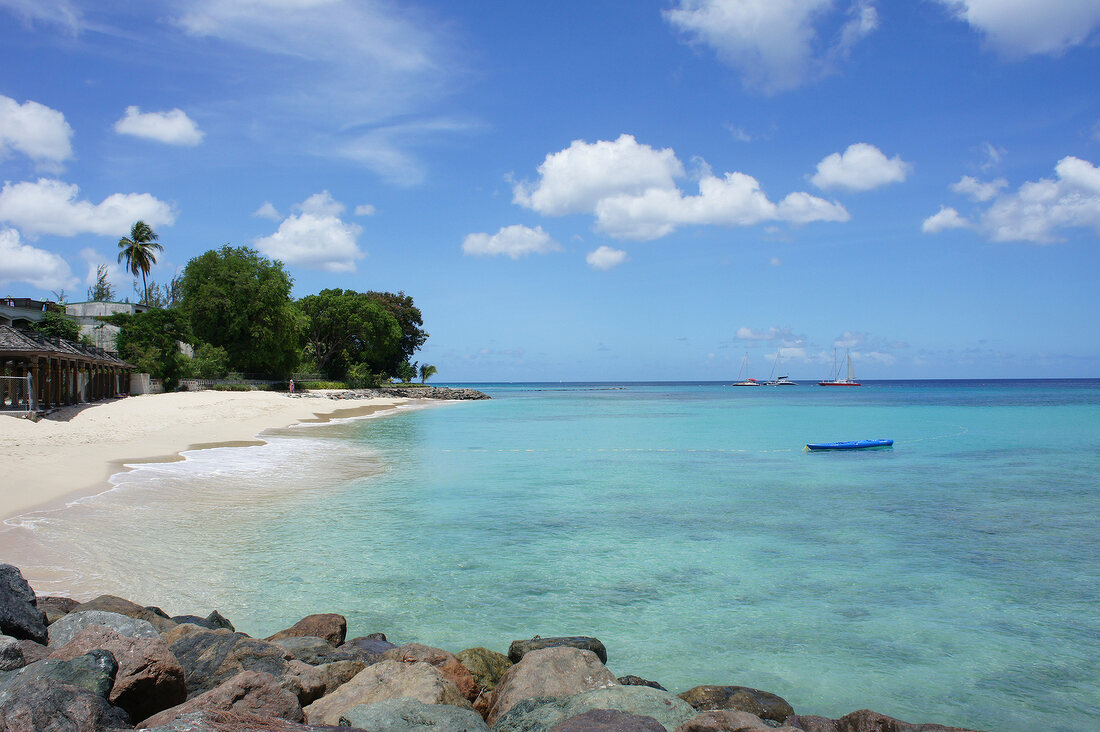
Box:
(105, 309), (193, 390)
(297, 289), (403, 380)
(419, 363), (437, 383)
(87, 264), (117, 302)
(29, 311), (81, 341)
(395, 360), (417, 384)
(179, 245), (302, 377)
(187, 343), (230, 379)
(365, 291), (428, 365)
(118, 221), (164, 306)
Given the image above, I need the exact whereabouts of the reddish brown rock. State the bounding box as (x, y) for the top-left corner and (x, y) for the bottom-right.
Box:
(49, 624), (186, 724)
(785, 709), (986, 732)
(677, 709), (797, 731)
(266, 614), (347, 647)
(138, 670), (304, 728)
(383, 642), (479, 700)
(37, 596), (80, 626)
(679, 685), (794, 723)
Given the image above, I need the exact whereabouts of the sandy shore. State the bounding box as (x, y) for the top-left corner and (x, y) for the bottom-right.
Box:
(0, 390), (409, 521)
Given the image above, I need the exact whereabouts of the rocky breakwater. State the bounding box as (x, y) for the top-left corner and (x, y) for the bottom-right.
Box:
(0, 564), (988, 732)
(308, 386), (491, 401)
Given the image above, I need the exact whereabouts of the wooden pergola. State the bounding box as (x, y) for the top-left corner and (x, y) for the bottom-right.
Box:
(0, 324), (133, 412)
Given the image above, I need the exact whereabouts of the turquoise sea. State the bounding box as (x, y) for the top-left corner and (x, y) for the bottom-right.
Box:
(6, 380), (1100, 731)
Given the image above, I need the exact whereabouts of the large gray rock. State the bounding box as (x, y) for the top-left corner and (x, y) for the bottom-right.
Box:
(138, 670), (304, 728)
(457, 647), (513, 692)
(493, 686), (697, 732)
(0, 677), (131, 731)
(676, 709), (794, 731)
(50, 625), (186, 724)
(339, 696), (490, 731)
(48, 610), (160, 647)
(551, 708), (666, 732)
(169, 628), (291, 698)
(678, 686), (794, 723)
(384, 643), (480, 700)
(0, 649), (118, 700)
(486, 646), (619, 726)
(303, 659), (471, 726)
(0, 564), (48, 644)
(337, 634), (397, 664)
(267, 613), (347, 647)
(508, 637), (608, 665)
(784, 708), (987, 732)
(141, 708), (364, 730)
(72, 595), (177, 633)
(311, 659), (367, 696)
(0, 635), (25, 672)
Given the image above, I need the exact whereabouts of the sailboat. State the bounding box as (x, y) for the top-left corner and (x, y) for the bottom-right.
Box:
(818, 348), (861, 386)
(765, 352), (797, 386)
(732, 353), (762, 386)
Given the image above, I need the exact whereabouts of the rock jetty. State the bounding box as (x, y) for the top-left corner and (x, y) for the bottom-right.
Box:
(0, 564), (987, 732)
(304, 386), (491, 401)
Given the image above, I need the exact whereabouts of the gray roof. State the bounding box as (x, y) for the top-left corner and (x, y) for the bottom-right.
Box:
(0, 324), (131, 367)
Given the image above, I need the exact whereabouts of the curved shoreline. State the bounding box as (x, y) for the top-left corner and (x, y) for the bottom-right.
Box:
(0, 391), (412, 524)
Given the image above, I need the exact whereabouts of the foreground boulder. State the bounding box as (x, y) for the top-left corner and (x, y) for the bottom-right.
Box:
(273, 635), (340, 665)
(0, 677), (131, 731)
(72, 595), (177, 633)
(139, 670), (303, 728)
(48, 610), (160, 648)
(338, 696), (489, 731)
(508, 636), (608, 665)
(169, 628), (290, 697)
(0, 564), (48, 644)
(1, 649), (119, 699)
(303, 659), (471, 726)
(784, 708), (986, 732)
(551, 708), (666, 732)
(494, 686), (697, 732)
(50, 625), (186, 723)
(337, 634), (397, 664)
(267, 613), (347, 647)
(456, 647), (513, 692)
(309, 659), (367, 696)
(486, 647), (619, 726)
(679, 685), (794, 723)
(141, 708), (365, 730)
(383, 642), (480, 700)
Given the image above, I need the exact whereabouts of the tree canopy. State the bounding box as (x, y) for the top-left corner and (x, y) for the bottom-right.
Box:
(179, 245), (302, 377)
(29, 310), (81, 342)
(106, 309), (193, 390)
(298, 289), (403, 380)
(365, 291), (428, 366)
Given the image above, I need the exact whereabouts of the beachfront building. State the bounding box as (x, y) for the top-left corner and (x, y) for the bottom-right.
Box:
(64, 300), (150, 354)
(0, 297), (65, 329)
(0, 324), (132, 413)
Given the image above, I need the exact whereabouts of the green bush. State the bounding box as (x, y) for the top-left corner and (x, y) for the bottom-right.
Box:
(296, 381), (348, 390)
(210, 383), (257, 391)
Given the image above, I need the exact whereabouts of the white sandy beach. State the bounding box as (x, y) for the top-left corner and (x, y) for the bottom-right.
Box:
(0, 390), (408, 521)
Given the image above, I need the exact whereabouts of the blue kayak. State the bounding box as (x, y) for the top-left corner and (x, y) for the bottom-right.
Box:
(805, 439), (894, 451)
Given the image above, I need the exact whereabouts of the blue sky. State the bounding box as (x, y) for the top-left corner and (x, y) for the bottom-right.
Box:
(1, 0), (1098, 381)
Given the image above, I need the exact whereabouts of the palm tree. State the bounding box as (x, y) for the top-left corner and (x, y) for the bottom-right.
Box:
(117, 221), (163, 306)
(419, 363), (438, 384)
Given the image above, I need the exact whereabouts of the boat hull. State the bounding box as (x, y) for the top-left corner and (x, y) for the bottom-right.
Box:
(817, 381), (861, 386)
(805, 439), (893, 451)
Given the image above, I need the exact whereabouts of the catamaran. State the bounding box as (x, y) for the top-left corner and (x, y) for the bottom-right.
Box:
(765, 352), (797, 386)
(732, 352), (762, 386)
(818, 348), (861, 387)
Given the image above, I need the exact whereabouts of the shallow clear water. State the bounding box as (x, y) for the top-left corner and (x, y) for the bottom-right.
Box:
(6, 381), (1099, 731)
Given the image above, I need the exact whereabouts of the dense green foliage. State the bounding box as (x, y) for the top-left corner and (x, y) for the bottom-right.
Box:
(419, 363), (438, 383)
(179, 246), (303, 378)
(117, 221), (163, 306)
(29, 311), (82, 342)
(106, 309), (193, 390)
(366, 291), (428, 365)
(297, 289), (403, 381)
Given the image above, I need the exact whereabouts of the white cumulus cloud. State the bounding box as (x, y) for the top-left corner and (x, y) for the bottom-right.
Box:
(936, 0), (1100, 56)
(516, 135), (849, 241)
(253, 202), (281, 220)
(114, 106), (204, 146)
(951, 175), (1008, 202)
(586, 246), (628, 271)
(0, 179), (175, 237)
(810, 143), (910, 191)
(514, 134), (684, 216)
(0, 95), (74, 170)
(0, 227), (75, 290)
(981, 156), (1100, 243)
(255, 192), (364, 272)
(462, 225), (562, 260)
(922, 206), (971, 233)
(663, 0), (879, 93)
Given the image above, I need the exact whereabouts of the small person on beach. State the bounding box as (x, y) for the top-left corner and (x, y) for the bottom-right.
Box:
(288, 379), (295, 396)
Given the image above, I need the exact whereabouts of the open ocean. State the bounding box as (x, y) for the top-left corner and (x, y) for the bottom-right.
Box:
(6, 380), (1099, 731)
